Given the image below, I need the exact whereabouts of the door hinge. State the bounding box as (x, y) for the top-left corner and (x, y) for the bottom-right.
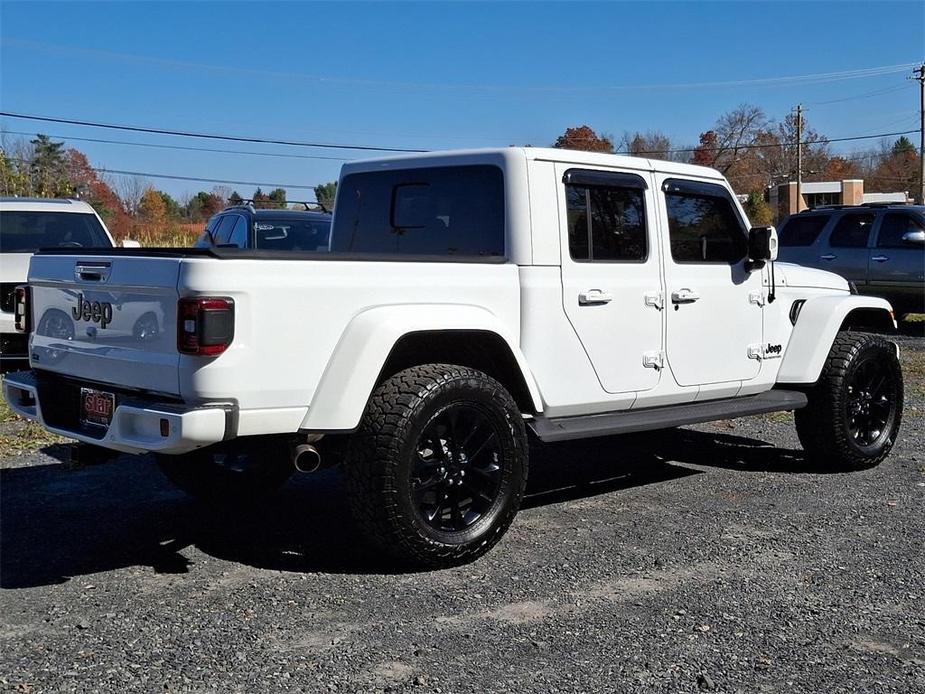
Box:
(643, 351), (664, 369)
(747, 343), (764, 360)
(748, 290), (766, 307)
(644, 291), (664, 310)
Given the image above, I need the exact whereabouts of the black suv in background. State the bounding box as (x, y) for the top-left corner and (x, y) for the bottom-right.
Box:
(195, 201), (332, 252)
(777, 203), (925, 317)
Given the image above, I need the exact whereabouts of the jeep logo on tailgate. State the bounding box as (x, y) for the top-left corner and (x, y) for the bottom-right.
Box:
(72, 293), (113, 329)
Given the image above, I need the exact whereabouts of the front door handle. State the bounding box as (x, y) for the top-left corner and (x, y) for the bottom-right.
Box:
(671, 288), (701, 304)
(578, 289), (613, 305)
(820, 254), (837, 261)
(871, 255), (889, 262)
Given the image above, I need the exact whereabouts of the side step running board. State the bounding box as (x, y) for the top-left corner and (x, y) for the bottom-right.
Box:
(528, 389), (808, 443)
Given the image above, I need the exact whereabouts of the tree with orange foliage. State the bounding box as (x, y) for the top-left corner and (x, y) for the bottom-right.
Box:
(552, 126), (614, 153)
(65, 149), (132, 240)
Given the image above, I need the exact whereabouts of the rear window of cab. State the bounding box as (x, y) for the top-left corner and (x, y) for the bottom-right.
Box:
(331, 165), (504, 258)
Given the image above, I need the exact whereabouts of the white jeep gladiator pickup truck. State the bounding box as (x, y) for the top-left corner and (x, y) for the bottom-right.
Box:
(4, 148), (904, 567)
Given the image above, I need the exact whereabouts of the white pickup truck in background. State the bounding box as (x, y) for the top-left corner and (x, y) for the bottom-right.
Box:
(4, 148), (904, 567)
(0, 197), (137, 370)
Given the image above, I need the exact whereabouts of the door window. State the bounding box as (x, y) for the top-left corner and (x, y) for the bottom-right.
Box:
(829, 213), (875, 248)
(663, 181), (747, 263)
(877, 213), (924, 248)
(565, 180), (647, 262)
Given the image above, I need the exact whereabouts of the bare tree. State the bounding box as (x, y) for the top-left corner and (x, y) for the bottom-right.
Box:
(619, 130), (673, 160)
(211, 185), (233, 205)
(117, 175), (148, 216)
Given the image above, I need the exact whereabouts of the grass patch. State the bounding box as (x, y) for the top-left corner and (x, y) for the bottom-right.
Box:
(0, 393), (67, 456)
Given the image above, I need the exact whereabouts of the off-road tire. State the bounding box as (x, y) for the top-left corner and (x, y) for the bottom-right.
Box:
(155, 436), (293, 504)
(345, 364), (528, 568)
(795, 331), (903, 470)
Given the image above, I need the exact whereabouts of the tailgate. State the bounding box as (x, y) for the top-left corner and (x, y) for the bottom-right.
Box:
(29, 254), (182, 395)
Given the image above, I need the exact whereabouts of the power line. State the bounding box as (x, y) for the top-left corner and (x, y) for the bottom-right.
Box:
(2, 111), (916, 158)
(4, 39), (918, 92)
(95, 168), (320, 190)
(1, 130), (353, 162)
(614, 129), (918, 156)
(8, 157), (320, 190)
(0, 112), (428, 153)
(807, 83), (913, 105)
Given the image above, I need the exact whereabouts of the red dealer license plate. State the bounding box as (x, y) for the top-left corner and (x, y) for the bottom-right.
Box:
(80, 388), (115, 427)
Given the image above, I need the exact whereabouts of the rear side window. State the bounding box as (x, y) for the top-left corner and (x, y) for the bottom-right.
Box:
(331, 165), (504, 257)
(663, 181), (747, 263)
(0, 211), (110, 252)
(565, 173), (647, 262)
(829, 213), (875, 248)
(877, 213), (924, 248)
(255, 217), (331, 251)
(779, 215), (830, 247)
(211, 215), (237, 245)
(228, 216), (249, 247)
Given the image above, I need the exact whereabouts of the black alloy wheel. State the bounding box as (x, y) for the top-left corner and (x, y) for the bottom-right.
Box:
(845, 357), (899, 449)
(411, 403), (505, 533)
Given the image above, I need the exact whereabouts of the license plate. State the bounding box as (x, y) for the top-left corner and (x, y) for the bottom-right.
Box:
(80, 388), (115, 427)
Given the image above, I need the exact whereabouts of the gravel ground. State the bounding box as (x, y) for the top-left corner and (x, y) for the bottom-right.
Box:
(1, 333), (923, 694)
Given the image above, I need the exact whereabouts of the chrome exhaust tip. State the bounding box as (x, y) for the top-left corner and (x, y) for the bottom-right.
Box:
(292, 443), (322, 473)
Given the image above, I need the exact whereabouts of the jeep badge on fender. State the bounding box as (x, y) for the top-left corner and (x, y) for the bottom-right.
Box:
(72, 293), (113, 329)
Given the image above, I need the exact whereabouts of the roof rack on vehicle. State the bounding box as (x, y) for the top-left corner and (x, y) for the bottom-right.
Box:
(223, 199), (329, 213)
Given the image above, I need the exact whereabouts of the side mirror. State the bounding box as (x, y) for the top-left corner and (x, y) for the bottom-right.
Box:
(901, 229), (925, 246)
(121, 239), (141, 248)
(748, 226), (778, 263)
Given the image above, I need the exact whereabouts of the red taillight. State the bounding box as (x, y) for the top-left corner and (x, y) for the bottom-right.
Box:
(13, 285), (31, 333)
(177, 297), (235, 356)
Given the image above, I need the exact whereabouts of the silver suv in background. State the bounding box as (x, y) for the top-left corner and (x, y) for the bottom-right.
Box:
(777, 204), (925, 317)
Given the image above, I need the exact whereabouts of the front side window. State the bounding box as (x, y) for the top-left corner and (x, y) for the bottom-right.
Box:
(565, 182), (647, 262)
(0, 211), (110, 252)
(877, 213), (924, 248)
(331, 165), (504, 257)
(664, 181), (747, 263)
(829, 213), (875, 248)
(779, 215), (830, 247)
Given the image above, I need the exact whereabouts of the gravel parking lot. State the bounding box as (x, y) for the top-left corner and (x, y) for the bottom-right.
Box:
(1, 332), (923, 694)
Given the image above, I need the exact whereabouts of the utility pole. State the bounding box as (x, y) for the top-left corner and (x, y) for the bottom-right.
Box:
(914, 64), (925, 204)
(795, 104), (803, 212)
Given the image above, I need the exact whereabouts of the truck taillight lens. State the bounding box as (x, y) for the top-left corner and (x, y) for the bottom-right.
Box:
(177, 297), (235, 356)
(13, 285), (31, 333)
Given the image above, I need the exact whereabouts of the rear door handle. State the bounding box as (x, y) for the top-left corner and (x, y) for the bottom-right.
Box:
(820, 254), (837, 261)
(671, 288), (701, 304)
(578, 289), (613, 305)
(871, 255), (889, 262)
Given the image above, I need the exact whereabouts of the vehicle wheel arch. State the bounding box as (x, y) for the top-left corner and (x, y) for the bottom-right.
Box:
(299, 304), (543, 432)
(777, 295), (896, 385)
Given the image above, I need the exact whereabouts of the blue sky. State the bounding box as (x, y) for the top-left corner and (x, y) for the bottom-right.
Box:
(1, 1), (922, 199)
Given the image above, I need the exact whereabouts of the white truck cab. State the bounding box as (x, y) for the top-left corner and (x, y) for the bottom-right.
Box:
(4, 149), (903, 567)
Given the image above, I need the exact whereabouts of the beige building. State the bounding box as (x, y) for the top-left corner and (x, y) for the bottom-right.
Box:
(770, 180), (910, 222)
